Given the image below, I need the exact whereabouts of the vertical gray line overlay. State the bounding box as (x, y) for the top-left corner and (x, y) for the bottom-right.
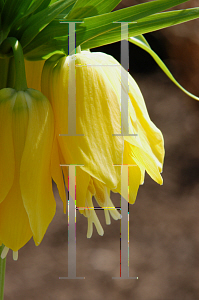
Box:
(113, 165), (138, 279)
(59, 165), (85, 279)
(59, 21), (84, 137)
(113, 22), (137, 137)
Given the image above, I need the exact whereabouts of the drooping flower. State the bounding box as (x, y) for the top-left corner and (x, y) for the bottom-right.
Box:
(0, 87), (55, 259)
(38, 50), (164, 237)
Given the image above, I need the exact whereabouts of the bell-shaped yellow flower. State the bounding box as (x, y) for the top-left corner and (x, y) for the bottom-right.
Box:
(27, 51), (164, 238)
(0, 87), (55, 259)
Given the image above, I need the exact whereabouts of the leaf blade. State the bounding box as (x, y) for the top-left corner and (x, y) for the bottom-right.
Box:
(129, 36), (199, 101)
(79, 8), (199, 49)
(66, 0), (122, 19)
(19, 0), (76, 48)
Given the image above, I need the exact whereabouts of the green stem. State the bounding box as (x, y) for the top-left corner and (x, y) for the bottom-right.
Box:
(0, 37), (27, 91)
(0, 245), (6, 300)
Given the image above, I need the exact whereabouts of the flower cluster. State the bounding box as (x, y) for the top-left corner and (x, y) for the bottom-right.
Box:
(0, 49), (164, 260)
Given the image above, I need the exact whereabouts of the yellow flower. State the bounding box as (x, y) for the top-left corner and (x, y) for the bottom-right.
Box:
(0, 87), (55, 259)
(25, 51), (164, 238)
(39, 50), (164, 237)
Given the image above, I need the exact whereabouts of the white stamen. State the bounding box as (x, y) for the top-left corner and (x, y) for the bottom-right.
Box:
(87, 217), (93, 238)
(91, 210), (104, 236)
(107, 197), (121, 220)
(1, 246), (9, 259)
(13, 251), (18, 261)
(104, 209), (111, 225)
(86, 191), (104, 237)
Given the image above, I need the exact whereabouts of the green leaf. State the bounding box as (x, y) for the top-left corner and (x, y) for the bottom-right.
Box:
(8, 0), (52, 38)
(55, 2), (77, 20)
(23, 20), (68, 56)
(0, 0), (4, 12)
(24, 40), (66, 60)
(23, 0), (191, 58)
(129, 7), (199, 37)
(75, 0), (190, 46)
(79, 7), (199, 50)
(1, 0), (35, 32)
(66, 0), (122, 19)
(23, 0), (123, 54)
(50, 0), (61, 4)
(129, 36), (199, 101)
(19, 0), (76, 48)
(33, 0), (52, 14)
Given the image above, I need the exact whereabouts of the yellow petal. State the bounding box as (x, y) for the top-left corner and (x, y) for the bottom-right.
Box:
(93, 52), (164, 181)
(126, 137), (163, 185)
(25, 59), (45, 91)
(50, 135), (66, 213)
(0, 88), (15, 203)
(42, 53), (124, 190)
(0, 179), (32, 251)
(57, 156), (90, 214)
(0, 89), (32, 251)
(128, 76), (164, 173)
(94, 52), (164, 177)
(121, 141), (143, 204)
(76, 167), (90, 210)
(20, 89), (55, 246)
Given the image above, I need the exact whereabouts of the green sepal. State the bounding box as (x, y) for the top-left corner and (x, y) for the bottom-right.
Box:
(129, 36), (199, 101)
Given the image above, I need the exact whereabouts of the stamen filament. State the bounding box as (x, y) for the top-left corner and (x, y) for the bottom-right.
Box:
(13, 251), (18, 261)
(1, 246), (9, 259)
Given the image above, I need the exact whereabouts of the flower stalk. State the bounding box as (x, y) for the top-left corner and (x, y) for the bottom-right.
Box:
(0, 245), (6, 300)
(0, 37), (27, 91)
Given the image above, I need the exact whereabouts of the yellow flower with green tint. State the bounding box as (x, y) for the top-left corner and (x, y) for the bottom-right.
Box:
(39, 50), (164, 237)
(0, 39), (56, 261)
(0, 88), (55, 259)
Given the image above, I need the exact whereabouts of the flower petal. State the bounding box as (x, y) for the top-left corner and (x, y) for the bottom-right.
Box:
(128, 76), (164, 173)
(0, 179), (32, 251)
(126, 137), (163, 185)
(92, 52), (164, 181)
(0, 90), (32, 251)
(25, 59), (45, 91)
(76, 167), (90, 211)
(122, 141), (143, 204)
(43, 53), (124, 190)
(20, 89), (55, 246)
(0, 88), (15, 204)
(50, 135), (66, 213)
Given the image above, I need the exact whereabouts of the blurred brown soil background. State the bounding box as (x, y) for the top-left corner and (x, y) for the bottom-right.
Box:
(3, 1), (199, 299)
